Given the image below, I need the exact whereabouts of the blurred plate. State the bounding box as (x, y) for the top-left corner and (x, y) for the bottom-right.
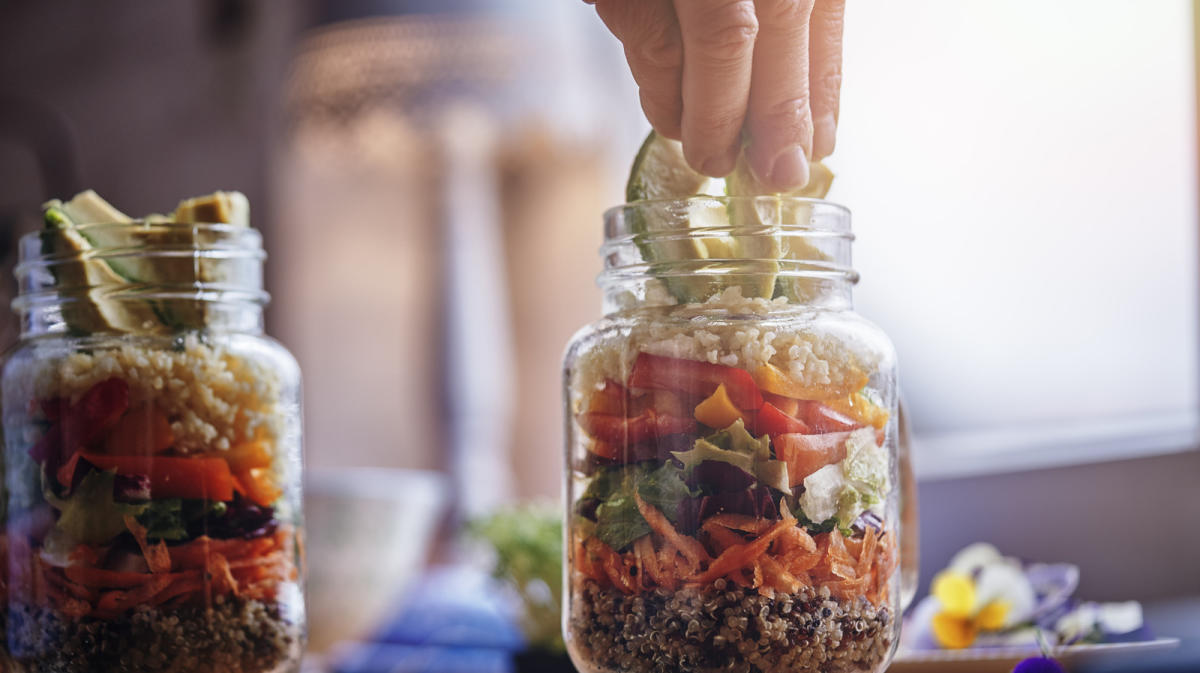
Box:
(891, 639), (1180, 672)
(305, 467), (448, 653)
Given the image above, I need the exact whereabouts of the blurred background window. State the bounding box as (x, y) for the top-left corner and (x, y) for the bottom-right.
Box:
(831, 1), (1199, 480)
(273, 1), (644, 516)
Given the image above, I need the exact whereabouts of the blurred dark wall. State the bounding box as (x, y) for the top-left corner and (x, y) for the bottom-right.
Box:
(0, 0), (312, 339)
(917, 449), (1200, 605)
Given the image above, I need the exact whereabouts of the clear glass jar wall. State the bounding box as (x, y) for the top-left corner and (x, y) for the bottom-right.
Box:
(563, 198), (900, 673)
(1, 223), (304, 672)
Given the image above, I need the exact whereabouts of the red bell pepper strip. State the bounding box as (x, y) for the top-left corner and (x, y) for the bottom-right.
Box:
(71, 453), (234, 502)
(748, 401), (810, 437)
(577, 410), (697, 444)
(761, 392), (800, 417)
(796, 401), (860, 433)
(587, 381), (686, 422)
(628, 353), (764, 410)
(40, 397), (65, 421)
(30, 378), (129, 464)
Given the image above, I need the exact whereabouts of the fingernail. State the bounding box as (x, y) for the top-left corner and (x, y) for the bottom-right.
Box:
(700, 152), (736, 178)
(768, 145), (810, 191)
(812, 114), (837, 159)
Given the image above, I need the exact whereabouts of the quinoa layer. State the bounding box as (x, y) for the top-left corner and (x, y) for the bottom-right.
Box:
(569, 579), (894, 673)
(2, 596), (303, 673)
(14, 335), (284, 453)
(572, 287), (887, 405)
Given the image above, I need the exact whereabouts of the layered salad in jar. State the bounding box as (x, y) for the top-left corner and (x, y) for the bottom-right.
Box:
(564, 134), (899, 673)
(1, 191), (303, 672)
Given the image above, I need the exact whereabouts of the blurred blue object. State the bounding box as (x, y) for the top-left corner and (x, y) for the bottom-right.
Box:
(372, 566), (525, 649)
(332, 644), (513, 673)
(330, 566), (528, 673)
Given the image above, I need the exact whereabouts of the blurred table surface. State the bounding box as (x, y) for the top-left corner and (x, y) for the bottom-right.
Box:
(300, 581), (1200, 673)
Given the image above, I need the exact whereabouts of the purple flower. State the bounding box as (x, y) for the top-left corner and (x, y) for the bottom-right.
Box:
(1012, 657), (1066, 673)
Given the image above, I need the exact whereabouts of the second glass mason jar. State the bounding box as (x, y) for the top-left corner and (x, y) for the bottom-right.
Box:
(1, 220), (304, 672)
(563, 197), (900, 673)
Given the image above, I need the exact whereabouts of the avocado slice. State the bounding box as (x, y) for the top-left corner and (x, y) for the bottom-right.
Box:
(46, 191), (187, 330)
(54, 191), (176, 294)
(172, 191), (250, 229)
(725, 160), (784, 299)
(40, 190), (252, 333)
(41, 204), (162, 334)
(624, 131), (836, 303)
(170, 191), (251, 288)
(726, 158), (835, 303)
(63, 191), (249, 289)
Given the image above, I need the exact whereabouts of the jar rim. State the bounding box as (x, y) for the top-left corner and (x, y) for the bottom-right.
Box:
(18, 221), (265, 267)
(19, 219), (259, 244)
(597, 196), (857, 311)
(604, 194), (849, 241)
(604, 194), (850, 210)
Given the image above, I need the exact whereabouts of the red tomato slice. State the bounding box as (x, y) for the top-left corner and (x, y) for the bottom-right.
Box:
(30, 378), (130, 464)
(631, 389), (687, 419)
(576, 411), (697, 444)
(748, 401), (810, 437)
(797, 401), (860, 433)
(628, 353), (764, 410)
(775, 431), (852, 486)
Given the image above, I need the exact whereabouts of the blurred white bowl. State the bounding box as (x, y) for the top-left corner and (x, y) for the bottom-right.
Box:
(304, 467), (447, 652)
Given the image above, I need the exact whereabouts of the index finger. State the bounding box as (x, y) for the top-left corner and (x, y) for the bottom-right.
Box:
(744, 0), (816, 192)
(673, 0), (759, 177)
(809, 0), (846, 160)
(595, 0), (686, 140)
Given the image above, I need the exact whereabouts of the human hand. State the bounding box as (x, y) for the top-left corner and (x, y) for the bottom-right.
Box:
(588, 0), (845, 191)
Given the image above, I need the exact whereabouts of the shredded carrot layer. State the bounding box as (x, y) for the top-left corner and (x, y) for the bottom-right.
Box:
(8, 525), (299, 618)
(573, 501), (894, 605)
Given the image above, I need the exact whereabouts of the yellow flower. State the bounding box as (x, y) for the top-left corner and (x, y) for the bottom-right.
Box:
(929, 570), (1014, 649)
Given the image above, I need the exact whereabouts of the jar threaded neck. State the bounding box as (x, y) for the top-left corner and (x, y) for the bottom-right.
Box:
(13, 221), (268, 336)
(599, 197), (856, 313)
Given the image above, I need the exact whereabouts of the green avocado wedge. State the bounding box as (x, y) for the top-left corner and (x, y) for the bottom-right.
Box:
(40, 190), (252, 334)
(725, 158), (836, 304)
(624, 131), (835, 304)
(41, 202), (162, 334)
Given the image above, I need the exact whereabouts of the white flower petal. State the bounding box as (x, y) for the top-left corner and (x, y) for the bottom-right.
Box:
(948, 543), (1003, 576)
(1097, 601), (1144, 635)
(973, 564), (1036, 626)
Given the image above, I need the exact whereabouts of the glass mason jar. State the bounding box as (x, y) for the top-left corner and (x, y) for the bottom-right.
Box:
(563, 197), (901, 673)
(0, 222), (304, 672)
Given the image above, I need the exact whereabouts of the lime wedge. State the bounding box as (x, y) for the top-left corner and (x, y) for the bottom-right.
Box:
(627, 132), (723, 202)
(625, 133), (724, 302)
